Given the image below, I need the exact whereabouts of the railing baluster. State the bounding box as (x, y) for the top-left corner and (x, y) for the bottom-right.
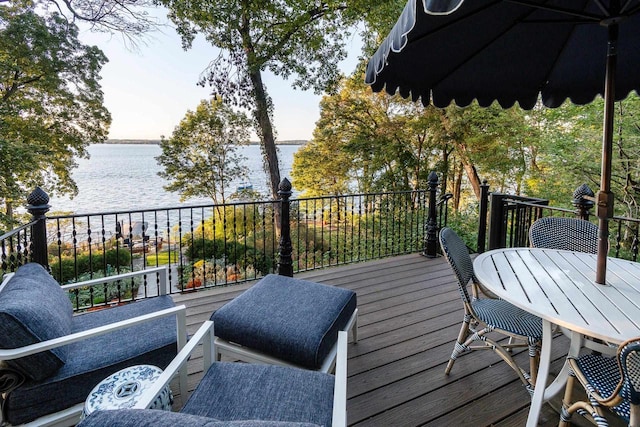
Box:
(4, 177), (464, 305)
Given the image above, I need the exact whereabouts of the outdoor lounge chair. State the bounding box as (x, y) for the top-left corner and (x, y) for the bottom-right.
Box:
(0, 263), (187, 426)
(76, 322), (348, 427)
(559, 337), (640, 427)
(439, 227), (543, 394)
(529, 217), (599, 254)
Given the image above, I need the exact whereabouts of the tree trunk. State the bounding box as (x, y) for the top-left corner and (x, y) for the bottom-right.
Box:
(454, 163), (463, 212)
(452, 140), (482, 200)
(249, 68), (281, 200)
(239, 10), (281, 201)
(462, 161), (482, 200)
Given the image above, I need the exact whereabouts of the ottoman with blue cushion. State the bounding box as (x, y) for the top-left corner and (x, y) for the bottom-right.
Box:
(212, 274), (357, 372)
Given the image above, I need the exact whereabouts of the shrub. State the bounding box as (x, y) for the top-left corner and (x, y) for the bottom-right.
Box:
(49, 249), (132, 284)
(183, 238), (268, 275)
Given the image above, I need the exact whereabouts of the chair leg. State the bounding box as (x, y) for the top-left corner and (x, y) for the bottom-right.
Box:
(560, 373), (610, 427)
(559, 372), (576, 427)
(630, 404), (639, 427)
(445, 314), (471, 375)
(352, 315), (358, 344)
(528, 340), (540, 385)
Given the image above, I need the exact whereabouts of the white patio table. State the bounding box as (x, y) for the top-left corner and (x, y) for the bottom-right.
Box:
(473, 247), (640, 427)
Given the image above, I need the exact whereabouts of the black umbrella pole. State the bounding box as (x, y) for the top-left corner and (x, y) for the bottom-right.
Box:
(595, 23), (618, 285)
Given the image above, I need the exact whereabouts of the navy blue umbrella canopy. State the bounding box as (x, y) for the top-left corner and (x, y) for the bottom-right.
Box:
(366, 0), (640, 284)
(366, 0), (640, 109)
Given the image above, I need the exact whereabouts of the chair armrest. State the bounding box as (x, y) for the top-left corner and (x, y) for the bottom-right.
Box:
(0, 272), (15, 294)
(62, 266), (170, 296)
(0, 304), (186, 360)
(133, 323), (347, 424)
(132, 320), (215, 409)
(332, 331), (348, 427)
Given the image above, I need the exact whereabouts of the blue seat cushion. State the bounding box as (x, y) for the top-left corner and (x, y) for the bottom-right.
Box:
(212, 274), (356, 369)
(575, 354), (630, 421)
(0, 263), (73, 381)
(78, 409), (322, 426)
(182, 362), (334, 426)
(3, 295), (178, 425)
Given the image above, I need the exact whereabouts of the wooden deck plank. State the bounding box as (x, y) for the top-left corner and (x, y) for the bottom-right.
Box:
(171, 253), (608, 426)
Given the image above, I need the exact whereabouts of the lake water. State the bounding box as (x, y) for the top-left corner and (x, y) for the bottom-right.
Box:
(53, 144), (301, 214)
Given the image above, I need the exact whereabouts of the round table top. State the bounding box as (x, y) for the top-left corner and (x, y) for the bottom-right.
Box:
(83, 364), (172, 417)
(473, 247), (640, 344)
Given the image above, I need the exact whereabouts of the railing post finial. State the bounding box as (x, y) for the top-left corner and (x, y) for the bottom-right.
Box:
(572, 184), (595, 221)
(26, 187), (51, 269)
(277, 178), (293, 277)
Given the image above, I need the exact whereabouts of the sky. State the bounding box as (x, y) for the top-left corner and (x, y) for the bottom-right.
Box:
(77, 13), (364, 142)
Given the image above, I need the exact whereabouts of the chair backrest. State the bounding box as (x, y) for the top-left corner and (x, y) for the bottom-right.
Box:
(529, 217), (598, 254)
(439, 227), (473, 304)
(619, 337), (640, 406)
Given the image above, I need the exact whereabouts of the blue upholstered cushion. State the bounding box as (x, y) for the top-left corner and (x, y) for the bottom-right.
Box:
(182, 362), (334, 426)
(212, 274), (356, 369)
(575, 354), (630, 421)
(0, 263), (73, 381)
(78, 409), (322, 427)
(3, 296), (178, 425)
(472, 298), (543, 339)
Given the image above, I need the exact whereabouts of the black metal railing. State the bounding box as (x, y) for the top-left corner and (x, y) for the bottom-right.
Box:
(478, 182), (640, 261)
(1, 174), (452, 310)
(0, 221), (35, 273)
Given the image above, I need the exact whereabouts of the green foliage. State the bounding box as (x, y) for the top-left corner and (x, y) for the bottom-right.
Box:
(49, 249), (131, 284)
(67, 267), (139, 310)
(157, 99), (251, 207)
(294, 75), (444, 195)
(183, 238), (268, 274)
(145, 250), (179, 265)
(0, 4), (110, 227)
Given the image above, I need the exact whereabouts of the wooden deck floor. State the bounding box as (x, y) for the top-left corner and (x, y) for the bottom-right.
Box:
(171, 253), (600, 427)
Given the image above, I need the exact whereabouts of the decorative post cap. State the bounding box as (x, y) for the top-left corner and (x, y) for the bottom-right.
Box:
(278, 178), (292, 195)
(572, 183), (595, 207)
(26, 187), (51, 210)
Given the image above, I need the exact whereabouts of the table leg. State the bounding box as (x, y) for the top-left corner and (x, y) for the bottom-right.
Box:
(527, 319), (554, 427)
(527, 323), (584, 426)
(541, 331), (582, 401)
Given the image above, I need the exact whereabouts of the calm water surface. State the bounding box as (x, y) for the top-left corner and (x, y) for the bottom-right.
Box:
(54, 144), (301, 214)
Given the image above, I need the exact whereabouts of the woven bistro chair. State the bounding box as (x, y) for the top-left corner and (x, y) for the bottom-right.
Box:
(439, 227), (543, 394)
(529, 217), (599, 254)
(559, 337), (640, 427)
(529, 217), (613, 350)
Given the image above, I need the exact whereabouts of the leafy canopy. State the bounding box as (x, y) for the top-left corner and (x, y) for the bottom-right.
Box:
(0, 3), (110, 224)
(156, 98), (252, 207)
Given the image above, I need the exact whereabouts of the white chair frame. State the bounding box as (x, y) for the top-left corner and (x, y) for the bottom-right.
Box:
(133, 321), (349, 427)
(0, 266), (188, 427)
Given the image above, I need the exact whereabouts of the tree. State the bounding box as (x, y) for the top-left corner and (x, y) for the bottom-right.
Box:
(157, 0), (364, 201)
(0, 4), (110, 226)
(2, 0), (161, 42)
(294, 75), (444, 196)
(156, 98), (251, 212)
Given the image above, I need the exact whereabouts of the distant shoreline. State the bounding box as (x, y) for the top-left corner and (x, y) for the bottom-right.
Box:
(103, 139), (307, 146)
